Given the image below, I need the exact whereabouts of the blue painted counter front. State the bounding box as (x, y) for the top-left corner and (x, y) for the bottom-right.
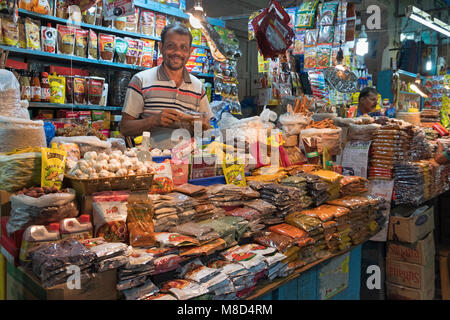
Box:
(256, 245), (362, 300)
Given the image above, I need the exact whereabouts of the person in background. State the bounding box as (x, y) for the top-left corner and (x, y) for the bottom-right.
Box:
(357, 87), (381, 117)
(435, 141), (450, 164)
(119, 22), (212, 149)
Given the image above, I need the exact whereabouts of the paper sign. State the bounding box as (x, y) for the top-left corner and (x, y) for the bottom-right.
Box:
(341, 141), (371, 178)
(369, 179), (394, 242)
(318, 253), (350, 300)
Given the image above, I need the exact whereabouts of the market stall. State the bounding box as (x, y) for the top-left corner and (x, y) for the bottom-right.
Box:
(0, 0), (449, 302)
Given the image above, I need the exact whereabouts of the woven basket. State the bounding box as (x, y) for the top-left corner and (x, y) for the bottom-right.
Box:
(64, 174), (154, 195)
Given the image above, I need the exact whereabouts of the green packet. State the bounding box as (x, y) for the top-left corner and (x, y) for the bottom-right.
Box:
(115, 37), (128, 64)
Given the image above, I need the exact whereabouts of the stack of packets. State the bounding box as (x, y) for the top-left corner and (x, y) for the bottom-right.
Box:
(174, 184), (225, 222)
(30, 238), (96, 288)
(223, 207), (266, 236)
(150, 193), (199, 232)
(393, 162), (426, 206)
(285, 211), (328, 259)
(206, 184), (260, 207)
(327, 196), (375, 246)
(297, 204), (351, 253)
(408, 128), (433, 161)
(116, 247), (180, 300)
(243, 198), (278, 225)
(339, 176), (368, 197)
(247, 166), (288, 183)
(221, 244), (287, 297)
(248, 182), (308, 218)
(294, 172), (329, 205)
(197, 216), (250, 247)
(369, 123), (413, 180)
(280, 175), (313, 208)
(311, 170), (343, 200)
(177, 258), (235, 299)
(268, 223), (316, 265)
(421, 109), (440, 124)
(81, 238), (128, 273)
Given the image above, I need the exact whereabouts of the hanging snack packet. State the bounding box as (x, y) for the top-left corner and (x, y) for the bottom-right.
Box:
(304, 29), (318, 47)
(32, 0), (51, 15)
(222, 157), (246, 187)
(18, 19), (26, 49)
(293, 29), (305, 55)
(150, 161), (174, 194)
(141, 39), (155, 68)
(2, 16), (19, 47)
(125, 38), (139, 65)
(25, 18), (41, 50)
(48, 73), (66, 104)
(88, 29), (98, 59)
(139, 10), (155, 36)
(319, 1), (338, 26)
(125, 8), (139, 33)
(99, 33), (115, 61)
(57, 24), (75, 55)
(155, 14), (166, 38)
(316, 45), (331, 69)
(41, 25), (57, 53)
(295, 0), (319, 29)
(19, 0), (32, 10)
(303, 47), (317, 70)
(41, 143), (67, 190)
(114, 37), (128, 64)
(54, 0), (69, 19)
(75, 28), (88, 58)
(318, 25), (334, 45)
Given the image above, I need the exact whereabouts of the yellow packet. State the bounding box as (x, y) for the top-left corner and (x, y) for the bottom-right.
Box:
(41, 143), (67, 189)
(48, 73), (66, 104)
(222, 157), (246, 187)
(322, 147), (332, 170)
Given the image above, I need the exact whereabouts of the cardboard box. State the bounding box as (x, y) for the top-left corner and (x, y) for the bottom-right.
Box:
(6, 261), (118, 300)
(0, 190), (13, 217)
(388, 206), (434, 243)
(386, 281), (434, 300)
(387, 232), (435, 265)
(386, 258), (435, 290)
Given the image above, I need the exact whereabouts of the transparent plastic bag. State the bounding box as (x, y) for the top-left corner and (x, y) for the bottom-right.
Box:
(7, 189), (78, 235)
(0, 117), (46, 153)
(0, 152), (41, 192)
(0, 70), (30, 120)
(300, 127), (342, 155)
(279, 112), (312, 135)
(50, 136), (112, 156)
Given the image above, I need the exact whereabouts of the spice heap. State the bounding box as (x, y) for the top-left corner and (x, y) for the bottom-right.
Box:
(368, 122), (413, 180)
(310, 169), (343, 200)
(339, 176), (368, 197)
(30, 238), (96, 288)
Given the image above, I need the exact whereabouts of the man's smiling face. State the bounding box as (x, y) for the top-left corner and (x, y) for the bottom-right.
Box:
(160, 30), (192, 71)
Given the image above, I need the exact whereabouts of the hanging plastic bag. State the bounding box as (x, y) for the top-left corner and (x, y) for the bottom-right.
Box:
(252, 0), (295, 59)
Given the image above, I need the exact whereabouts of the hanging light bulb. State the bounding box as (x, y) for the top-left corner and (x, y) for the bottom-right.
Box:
(425, 58), (432, 71)
(188, 0), (205, 29)
(356, 25), (369, 56)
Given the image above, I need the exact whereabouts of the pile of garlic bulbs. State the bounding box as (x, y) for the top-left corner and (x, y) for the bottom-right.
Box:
(68, 149), (155, 179)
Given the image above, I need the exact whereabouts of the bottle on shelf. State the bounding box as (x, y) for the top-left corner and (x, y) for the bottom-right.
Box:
(31, 72), (41, 102)
(40, 72), (50, 103)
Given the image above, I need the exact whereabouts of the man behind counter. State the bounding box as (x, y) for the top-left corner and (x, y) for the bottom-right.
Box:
(356, 87), (381, 117)
(120, 22), (212, 149)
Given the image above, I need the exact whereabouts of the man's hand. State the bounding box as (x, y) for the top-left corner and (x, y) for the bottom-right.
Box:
(158, 109), (188, 127)
(435, 141), (449, 164)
